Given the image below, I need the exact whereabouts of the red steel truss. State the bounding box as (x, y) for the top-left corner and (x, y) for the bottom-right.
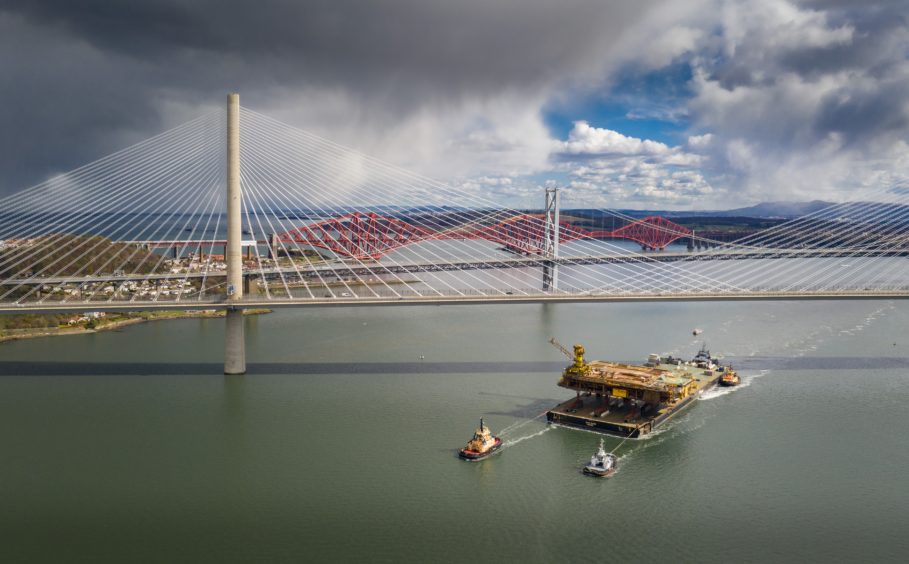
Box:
(275, 212), (691, 259)
(276, 212), (436, 260)
(604, 216), (694, 251)
(465, 215), (590, 254)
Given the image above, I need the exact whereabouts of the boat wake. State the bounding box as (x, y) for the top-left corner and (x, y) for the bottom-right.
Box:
(498, 409), (550, 438)
(837, 302), (895, 338)
(503, 426), (551, 448)
(612, 413), (711, 466)
(791, 302), (895, 354)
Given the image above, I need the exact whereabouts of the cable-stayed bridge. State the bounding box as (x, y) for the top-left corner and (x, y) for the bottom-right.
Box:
(3, 94), (909, 372)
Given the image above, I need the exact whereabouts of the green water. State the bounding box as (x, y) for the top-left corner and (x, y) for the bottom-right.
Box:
(1, 301), (908, 563)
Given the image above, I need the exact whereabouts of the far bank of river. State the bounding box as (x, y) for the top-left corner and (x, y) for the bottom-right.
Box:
(0, 309), (271, 344)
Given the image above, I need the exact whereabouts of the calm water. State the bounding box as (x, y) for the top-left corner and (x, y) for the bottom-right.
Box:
(1, 300), (908, 563)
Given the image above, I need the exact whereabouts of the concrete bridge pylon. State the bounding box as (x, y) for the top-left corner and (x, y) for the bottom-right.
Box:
(542, 187), (559, 291)
(224, 93), (246, 375)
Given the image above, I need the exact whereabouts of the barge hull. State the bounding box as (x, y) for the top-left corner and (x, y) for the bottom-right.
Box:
(546, 366), (720, 438)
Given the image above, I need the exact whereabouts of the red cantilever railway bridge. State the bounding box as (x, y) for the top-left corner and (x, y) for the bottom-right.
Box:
(273, 212), (692, 260)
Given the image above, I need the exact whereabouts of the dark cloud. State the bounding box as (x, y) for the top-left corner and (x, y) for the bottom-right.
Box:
(816, 77), (909, 143)
(4, 0), (906, 209)
(675, 0), (909, 202)
(0, 0), (661, 193)
(7, 0), (630, 83)
(711, 1), (907, 87)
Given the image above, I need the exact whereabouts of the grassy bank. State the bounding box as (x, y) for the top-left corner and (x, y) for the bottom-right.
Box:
(0, 309), (271, 344)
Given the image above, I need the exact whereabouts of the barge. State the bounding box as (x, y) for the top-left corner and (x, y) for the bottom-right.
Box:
(546, 341), (724, 438)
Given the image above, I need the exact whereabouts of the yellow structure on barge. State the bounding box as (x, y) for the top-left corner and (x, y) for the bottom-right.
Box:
(546, 340), (722, 437)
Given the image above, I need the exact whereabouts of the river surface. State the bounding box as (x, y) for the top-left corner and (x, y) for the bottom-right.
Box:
(1, 300), (908, 563)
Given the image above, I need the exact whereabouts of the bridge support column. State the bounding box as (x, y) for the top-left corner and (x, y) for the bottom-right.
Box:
(268, 232), (278, 260)
(224, 308), (246, 375)
(224, 92), (246, 375)
(542, 187), (560, 291)
(243, 273), (260, 296)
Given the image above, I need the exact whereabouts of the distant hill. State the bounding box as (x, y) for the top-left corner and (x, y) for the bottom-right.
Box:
(719, 200), (835, 218)
(264, 201), (839, 220)
(563, 200), (836, 220)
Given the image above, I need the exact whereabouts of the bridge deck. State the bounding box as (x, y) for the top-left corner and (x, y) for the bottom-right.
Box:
(3, 248), (907, 287)
(2, 290), (909, 314)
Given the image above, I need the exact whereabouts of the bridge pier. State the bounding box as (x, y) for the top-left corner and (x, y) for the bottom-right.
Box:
(224, 308), (246, 375)
(243, 273), (261, 296)
(224, 92), (246, 375)
(268, 232), (278, 259)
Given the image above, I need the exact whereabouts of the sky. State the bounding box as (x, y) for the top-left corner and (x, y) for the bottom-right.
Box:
(0, 0), (907, 209)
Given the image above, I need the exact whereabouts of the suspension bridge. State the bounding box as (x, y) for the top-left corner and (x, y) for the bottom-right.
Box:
(3, 93), (909, 373)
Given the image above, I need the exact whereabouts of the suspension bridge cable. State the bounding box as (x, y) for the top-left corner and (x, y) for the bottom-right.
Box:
(240, 109), (735, 296)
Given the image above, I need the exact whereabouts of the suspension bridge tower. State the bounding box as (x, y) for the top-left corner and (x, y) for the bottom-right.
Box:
(224, 93), (246, 375)
(542, 187), (560, 291)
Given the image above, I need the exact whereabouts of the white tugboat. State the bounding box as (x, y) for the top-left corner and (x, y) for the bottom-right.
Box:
(583, 439), (617, 477)
(692, 343), (717, 369)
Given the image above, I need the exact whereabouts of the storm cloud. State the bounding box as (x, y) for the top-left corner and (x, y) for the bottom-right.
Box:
(1, 0), (908, 208)
(0, 0), (661, 193)
(681, 0), (909, 202)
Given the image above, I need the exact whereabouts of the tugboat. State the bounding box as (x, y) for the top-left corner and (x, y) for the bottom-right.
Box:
(458, 418), (503, 461)
(719, 365), (740, 387)
(583, 438), (617, 477)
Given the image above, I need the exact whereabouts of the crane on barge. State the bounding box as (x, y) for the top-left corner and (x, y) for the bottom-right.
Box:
(548, 338), (590, 377)
(550, 337), (628, 474)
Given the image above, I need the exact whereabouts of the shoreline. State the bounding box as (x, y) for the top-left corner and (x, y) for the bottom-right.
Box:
(0, 309), (271, 344)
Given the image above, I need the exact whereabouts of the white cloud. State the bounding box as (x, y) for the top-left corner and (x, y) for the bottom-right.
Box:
(194, 0), (909, 211)
(687, 133), (714, 150)
(473, 176), (513, 186)
(557, 162), (717, 207)
(622, 0), (909, 204)
(262, 88), (556, 186)
(720, 0), (854, 56)
(560, 121), (672, 156)
(452, 114), (722, 208)
(451, 0), (909, 209)
(8, 0), (908, 212)
(637, 26), (704, 68)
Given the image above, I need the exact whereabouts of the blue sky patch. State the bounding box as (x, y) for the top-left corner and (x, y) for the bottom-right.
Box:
(543, 61), (695, 146)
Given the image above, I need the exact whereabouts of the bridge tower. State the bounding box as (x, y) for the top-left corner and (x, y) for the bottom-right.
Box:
(542, 187), (560, 291)
(224, 93), (246, 375)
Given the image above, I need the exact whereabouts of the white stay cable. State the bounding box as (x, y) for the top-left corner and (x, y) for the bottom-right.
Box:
(240, 110), (728, 296)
